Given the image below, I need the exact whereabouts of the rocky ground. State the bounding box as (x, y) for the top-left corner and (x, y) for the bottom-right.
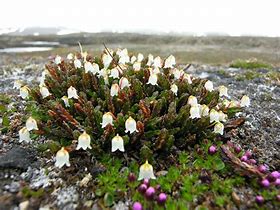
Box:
(0, 53), (279, 210)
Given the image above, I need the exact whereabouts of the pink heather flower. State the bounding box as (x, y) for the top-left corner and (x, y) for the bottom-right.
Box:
(138, 184), (147, 194)
(234, 146), (241, 154)
(258, 165), (267, 173)
(271, 171), (280, 179)
(244, 150), (252, 158)
(255, 195), (264, 205)
(132, 202), (143, 210)
(155, 184), (161, 191)
(208, 145), (217, 155)
(277, 195), (280, 201)
(260, 179), (270, 188)
(249, 159), (256, 165)
(145, 187), (156, 200)
(143, 178), (149, 186)
(275, 178), (280, 186)
(157, 193), (167, 205)
(240, 156), (248, 162)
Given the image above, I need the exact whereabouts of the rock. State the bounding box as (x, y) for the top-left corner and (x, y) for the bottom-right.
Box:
(19, 200), (29, 210)
(0, 147), (37, 171)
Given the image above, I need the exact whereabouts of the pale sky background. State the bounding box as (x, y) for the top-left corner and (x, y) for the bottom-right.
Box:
(1, 0), (279, 36)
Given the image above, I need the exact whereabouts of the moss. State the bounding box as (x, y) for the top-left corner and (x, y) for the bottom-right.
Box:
(230, 59), (272, 69)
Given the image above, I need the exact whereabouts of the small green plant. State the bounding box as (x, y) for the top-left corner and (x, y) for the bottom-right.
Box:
(230, 58), (272, 69)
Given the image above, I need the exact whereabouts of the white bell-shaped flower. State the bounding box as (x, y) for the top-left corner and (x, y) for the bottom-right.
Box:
(218, 85), (229, 97)
(84, 62), (94, 73)
(119, 77), (131, 89)
(209, 109), (220, 123)
(19, 86), (29, 99)
(130, 56), (137, 64)
(54, 55), (62, 65)
(147, 54), (154, 66)
(164, 55), (176, 68)
(61, 96), (70, 107)
(125, 116), (138, 134)
(76, 131), (92, 150)
(55, 147), (70, 168)
(67, 53), (74, 60)
(109, 68), (120, 79)
(19, 127), (31, 143)
(133, 62), (141, 71)
(138, 160), (156, 180)
(67, 86), (79, 99)
(98, 68), (108, 78)
(214, 122), (224, 135)
(13, 80), (23, 89)
(110, 84), (120, 97)
(119, 54), (130, 64)
(147, 73), (158, 86)
(40, 85), (51, 99)
(173, 69), (183, 80)
(240, 95), (250, 107)
(101, 112), (114, 128)
(153, 56), (162, 68)
(137, 53), (144, 62)
(111, 134), (125, 152)
(26, 117), (38, 131)
(170, 84), (178, 96)
(152, 67), (160, 74)
(204, 80), (214, 92)
(183, 73), (192, 84)
(102, 54), (113, 69)
(218, 111), (227, 122)
(200, 104), (209, 117)
(190, 105), (201, 119)
(187, 95), (198, 106)
(74, 58), (82, 69)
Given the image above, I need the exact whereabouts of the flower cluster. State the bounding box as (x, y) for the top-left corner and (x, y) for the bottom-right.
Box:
(16, 47), (250, 170)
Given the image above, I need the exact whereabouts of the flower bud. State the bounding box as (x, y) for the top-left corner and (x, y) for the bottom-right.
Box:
(255, 195), (264, 205)
(128, 173), (136, 182)
(145, 187), (156, 200)
(257, 165), (267, 173)
(208, 145), (217, 155)
(132, 202), (143, 210)
(138, 184), (147, 194)
(234, 146), (241, 154)
(240, 155), (248, 162)
(143, 178), (149, 186)
(157, 193), (167, 205)
(260, 179), (270, 188)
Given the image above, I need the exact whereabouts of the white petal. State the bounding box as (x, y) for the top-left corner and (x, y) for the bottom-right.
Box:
(19, 86), (29, 99)
(67, 86), (79, 99)
(119, 77), (131, 89)
(147, 74), (158, 86)
(190, 105), (201, 119)
(26, 117), (38, 131)
(40, 86), (51, 98)
(101, 112), (114, 128)
(138, 161), (156, 180)
(74, 59), (82, 69)
(55, 147), (70, 168)
(187, 96), (198, 106)
(204, 81), (214, 92)
(19, 127), (31, 143)
(240, 95), (250, 107)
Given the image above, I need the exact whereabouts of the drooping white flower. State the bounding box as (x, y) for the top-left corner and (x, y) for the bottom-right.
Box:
(111, 134), (125, 152)
(55, 147), (70, 168)
(109, 68), (120, 79)
(101, 112), (114, 128)
(209, 109), (220, 123)
(119, 77), (131, 89)
(125, 116), (138, 134)
(137, 53), (144, 62)
(183, 73), (192, 84)
(187, 95), (198, 106)
(130, 56), (137, 64)
(39, 70), (50, 86)
(214, 122), (224, 135)
(138, 160), (156, 180)
(84, 62), (94, 73)
(153, 56), (162, 68)
(240, 95), (250, 107)
(200, 104), (209, 117)
(147, 73), (158, 86)
(152, 67), (160, 74)
(61, 96), (70, 107)
(76, 131), (92, 150)
(218, 85), (229, 97)
(74, 58), (82, 69)
(67, 53), (74, 60)
(218, 111), (227, 122)
(98, 68), (108, 78)
(117, 48), (128, 57)
(229, 100), (239, 108)
(19, 86), (29, 99)
(54, 55), (62, 65)
(110, 84), (120, 97)
(102, 54), (113, 69)
(164, 55), (176, 68)
(190, 105), (201, 119)
(19, 127), (31, 143)
(67, 86), (79, 99)
(26, 117), (38, 131)
(204, 80), (214, 92)
(13, 80), (23, 89)
(170, 84), (178, 96)
(119, 55), (130, 64)
(133, 62), (141, 71)
(147, 54), (154, 66)
(40, 85), (51, 99)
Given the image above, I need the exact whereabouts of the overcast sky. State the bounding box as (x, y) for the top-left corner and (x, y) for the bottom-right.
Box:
(1, 0), (279, 36)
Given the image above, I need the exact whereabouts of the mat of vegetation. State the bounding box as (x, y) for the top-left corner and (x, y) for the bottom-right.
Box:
(0, 49), (279, 210)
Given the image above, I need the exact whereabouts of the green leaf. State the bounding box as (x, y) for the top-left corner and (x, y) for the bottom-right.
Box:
(104, 192), (114, 207)
(213, 157), (225, 171)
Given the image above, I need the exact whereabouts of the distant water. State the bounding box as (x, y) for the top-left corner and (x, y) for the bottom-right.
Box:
(0, 47), (53, 53)
(22, 41), (60, 46)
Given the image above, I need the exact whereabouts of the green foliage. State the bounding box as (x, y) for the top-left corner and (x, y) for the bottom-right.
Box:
(22, 187), (44, 198)
(230, 59), (272, 69)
